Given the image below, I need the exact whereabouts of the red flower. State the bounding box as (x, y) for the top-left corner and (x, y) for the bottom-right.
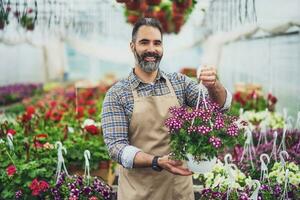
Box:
(88, 107), (96, 115)
(29, 179), (40, 196)
(86, 100), (95, 106)
(89, 197), (99, 200)
(39, 180), (49, 191)
(51, 110), (63, 122)
(34, 134), (48, 148)
(26, 106), (35, 115)
(60, 102), (69, 110)
(50, 100), (57, 108)
(268, 93), (277, 104)
(7, 129), (16, 135)
(76, 106), (85, 119)
(22, 113), (32, 123)
(6, 165), (16, 177)
(45, 110), (52, 120)
(85, 125), (99, 135)
(29, 179), (49, 196)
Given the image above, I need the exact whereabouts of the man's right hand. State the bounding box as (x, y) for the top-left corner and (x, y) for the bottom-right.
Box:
(158, 155), (193, 176)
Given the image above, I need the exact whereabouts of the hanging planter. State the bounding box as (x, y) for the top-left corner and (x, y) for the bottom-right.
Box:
(118, 0), (196, 34)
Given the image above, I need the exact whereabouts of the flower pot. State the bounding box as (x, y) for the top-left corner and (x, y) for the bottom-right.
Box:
(146, 0), (161, 6)
(187, 154), (217, 173)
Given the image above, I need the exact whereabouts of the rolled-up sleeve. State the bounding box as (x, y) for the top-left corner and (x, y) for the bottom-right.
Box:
(101, 89), (129, 164)
(101, 89), (141, 168)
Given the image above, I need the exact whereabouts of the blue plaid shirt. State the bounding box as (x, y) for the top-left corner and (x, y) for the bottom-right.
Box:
(101, 69), (232, 168)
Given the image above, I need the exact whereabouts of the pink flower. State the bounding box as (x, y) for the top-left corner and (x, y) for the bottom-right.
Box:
(6, 165), (16, 177)
(89, 197), (98, 200)
(29, 178), (49, 196)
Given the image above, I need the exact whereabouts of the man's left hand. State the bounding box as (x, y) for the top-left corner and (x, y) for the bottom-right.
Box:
(198, 65), (218, 89)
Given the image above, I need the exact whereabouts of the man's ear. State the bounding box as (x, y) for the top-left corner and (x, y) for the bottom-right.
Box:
(130, 42), (135, 53)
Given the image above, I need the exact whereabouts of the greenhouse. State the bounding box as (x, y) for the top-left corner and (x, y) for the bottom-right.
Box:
(0, 0), (299, 199)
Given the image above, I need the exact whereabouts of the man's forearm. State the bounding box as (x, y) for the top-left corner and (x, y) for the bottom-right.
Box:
(133, 151), (154, 168)
(207, 80), (227, 108)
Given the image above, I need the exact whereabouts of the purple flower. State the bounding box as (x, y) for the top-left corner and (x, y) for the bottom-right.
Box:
(68, 182), (76, 190)
(273, 184), (282, 197)
(197, 125), (212, 135)
(212, 191), (222, 198)
(201, 188), (212, 196)
(227, 123), (239, 136)
(169, 106), (187, 118)
(165, 117), (183, 132)
(187, 126), (197, 134)
(15, 190), (22, 199)
(83, 186), (92, 196)
(75, 176), (83, 186)
(209, 136), (222, 148)
(214, 114), (225, 129)
(70, 188), (80, 197)
(260, 184), (270, 191)
(239, 192), (249, 200)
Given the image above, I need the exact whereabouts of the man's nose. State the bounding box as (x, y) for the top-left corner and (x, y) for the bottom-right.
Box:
(146, 43), (156, 53)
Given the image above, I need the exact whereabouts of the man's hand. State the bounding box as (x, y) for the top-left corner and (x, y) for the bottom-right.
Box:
(198, 65), (218, 89)
(198, 65), (227, 108)
(158, 155), (193, 176)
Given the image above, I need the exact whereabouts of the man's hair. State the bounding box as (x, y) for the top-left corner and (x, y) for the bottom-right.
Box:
(131, 17), (163, 42)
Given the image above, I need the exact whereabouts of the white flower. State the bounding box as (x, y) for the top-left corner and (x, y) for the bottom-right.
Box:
(212, 174), (225, 189)
(287, 162), (299, 172)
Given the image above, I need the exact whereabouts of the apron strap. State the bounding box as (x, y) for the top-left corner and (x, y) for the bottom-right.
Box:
(165, 78), (177, 97)
(131, 77), (176, 99)
(132, 89), (139, 99)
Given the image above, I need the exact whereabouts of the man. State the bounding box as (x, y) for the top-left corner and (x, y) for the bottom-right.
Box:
(101, 18), (232, 200)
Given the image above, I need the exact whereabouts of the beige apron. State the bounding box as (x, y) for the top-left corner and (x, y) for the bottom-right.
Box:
(118, 77), (194, 200)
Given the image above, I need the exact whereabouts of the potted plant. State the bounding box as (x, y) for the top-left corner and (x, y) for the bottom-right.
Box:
(165, 97), (246, 173)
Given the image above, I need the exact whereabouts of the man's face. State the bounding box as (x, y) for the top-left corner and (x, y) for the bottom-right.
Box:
(131, 25), (163, 73)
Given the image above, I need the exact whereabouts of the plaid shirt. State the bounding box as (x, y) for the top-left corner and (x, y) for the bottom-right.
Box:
(101, 69), (232, 167)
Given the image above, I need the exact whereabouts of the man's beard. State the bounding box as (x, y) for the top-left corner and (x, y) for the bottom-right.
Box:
(134, 49), (162, 73)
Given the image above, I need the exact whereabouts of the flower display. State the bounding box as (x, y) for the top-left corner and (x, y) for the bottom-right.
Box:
(194, 159), (300, 199)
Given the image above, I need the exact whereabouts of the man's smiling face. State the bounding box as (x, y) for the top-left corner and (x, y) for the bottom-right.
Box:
(131, 25), (163, 73)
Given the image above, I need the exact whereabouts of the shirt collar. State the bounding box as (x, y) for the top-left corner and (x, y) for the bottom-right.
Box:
(128, 68), (166, 90)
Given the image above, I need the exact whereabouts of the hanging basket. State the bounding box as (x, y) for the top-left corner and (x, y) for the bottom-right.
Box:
(187, 154), (217, 173)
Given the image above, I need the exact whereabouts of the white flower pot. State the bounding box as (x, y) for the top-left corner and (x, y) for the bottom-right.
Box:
(187, 154), (217, 173)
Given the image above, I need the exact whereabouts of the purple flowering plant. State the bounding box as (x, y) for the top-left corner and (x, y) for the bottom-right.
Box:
(165, 98), (246, 162)
(49, 173), (112, 200)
